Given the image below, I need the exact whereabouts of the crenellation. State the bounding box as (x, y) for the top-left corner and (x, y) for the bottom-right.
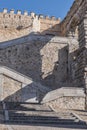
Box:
(35, 14), (39, 19)
(57, 17), (61, 21)
(39, 14), (44, 19)
(0, 9), (61, 41)
(51, 16), (56, 20)
(3, 8), (8, 13)
(17, 10), (21, 15)
(30, 12), (35, 18)
(45, 16), (50, 20)
(10, 9), (14, 14)
(1, 8), (60, 25)
(24, 11), (28, 16)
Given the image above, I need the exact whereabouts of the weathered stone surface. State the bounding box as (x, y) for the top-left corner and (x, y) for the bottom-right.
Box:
(0, 0), (87, 111)
(0, 66), (51, 102)
(46, 97), (85, 110)
(0, 35), (68, 88)
(3, 75), (22, 102)
(0, 11), (60, 42)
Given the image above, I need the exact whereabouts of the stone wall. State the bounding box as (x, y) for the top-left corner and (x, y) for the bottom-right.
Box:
(79, 11), (87, 108)
(0, 66), (85, 110)
(0, 0), (86, 109)
(2, 74), (38, 102)
(0, 10), (33, 42)
(39, 17), (60, 35)
(42, 86), (85, 111)
(3, 75), (22, 102)
(46, 96), (85, 110)
(0, 66), (51, 102)
(61, 0), (87, 110)
(0, 11), (32, 30)
(0, 35), (68, 89)
(61, 0), (85, 36)
(0, 9), (60, 42)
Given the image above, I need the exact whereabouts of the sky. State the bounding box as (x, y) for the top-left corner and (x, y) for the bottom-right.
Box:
(0, 0), (74, 20)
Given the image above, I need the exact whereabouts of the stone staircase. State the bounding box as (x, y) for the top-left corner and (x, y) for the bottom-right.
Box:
(2, 102), (87, 128)
(0, 66), (51, 103)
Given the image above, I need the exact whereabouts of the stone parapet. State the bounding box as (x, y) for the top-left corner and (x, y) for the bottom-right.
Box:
(0, 8), (61, 39)
(0, 66), (50, 102)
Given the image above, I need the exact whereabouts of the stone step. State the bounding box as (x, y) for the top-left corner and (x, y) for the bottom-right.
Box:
(9, 111), (77, 119)
(5, 103), (51, 111)
(8, 111), (57, 116)
(9, 113), (74, 120)
(9, 115), (76, 120)
(9, 116), (76, 121)
(7, 110), (82, 126)
(6, 119), (86, 126)
(4, 102), (87, 127)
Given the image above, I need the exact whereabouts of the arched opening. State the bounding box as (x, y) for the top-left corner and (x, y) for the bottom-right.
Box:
(69, 17), (79, 38)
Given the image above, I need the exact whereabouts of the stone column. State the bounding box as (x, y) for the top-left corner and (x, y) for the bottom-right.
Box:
(78, 10), (87, 109)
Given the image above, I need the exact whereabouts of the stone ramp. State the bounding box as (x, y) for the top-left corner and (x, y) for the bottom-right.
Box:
(2, 102), (87, 128)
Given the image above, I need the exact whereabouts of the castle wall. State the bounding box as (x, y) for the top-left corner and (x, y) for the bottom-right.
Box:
(0, 9), (60, 42)
(0, 11), (33, 42)
(39, 17), (60, 35)
(0, 35), (68, 89)
(0, 12), (32, 30)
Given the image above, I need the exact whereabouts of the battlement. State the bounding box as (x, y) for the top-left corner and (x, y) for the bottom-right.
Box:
(2, 8), (60, 21)
(0, 8), (61, 42)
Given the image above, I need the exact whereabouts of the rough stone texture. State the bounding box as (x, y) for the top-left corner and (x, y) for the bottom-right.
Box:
(0, 11), (60, 42)
(0, 0), (86, 110)
(42, 87), (85, 110)
(3, 75), (22, 102)
(40, 17), (60, 35)
(0, 35), (68, 88)
(46, 97), (85, 110)
(0, 12), (32, 30)
(61, 0), (86, 36)
(60, 0), (87, 109)
(0, 66), (51, 102)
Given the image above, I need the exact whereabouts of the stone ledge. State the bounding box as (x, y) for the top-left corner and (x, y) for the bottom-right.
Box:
(0, 34), (69, 49)
(42, 87), (85, 103)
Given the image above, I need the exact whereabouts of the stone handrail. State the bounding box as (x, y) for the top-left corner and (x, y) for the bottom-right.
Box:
(0, 34), (68, 48)
(0, 66), (85, 104)
(0, 65), (51, 93)
(42, 87), (85, 104)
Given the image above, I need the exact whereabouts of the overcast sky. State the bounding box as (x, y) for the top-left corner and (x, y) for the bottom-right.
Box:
(0, 0), (74, 19)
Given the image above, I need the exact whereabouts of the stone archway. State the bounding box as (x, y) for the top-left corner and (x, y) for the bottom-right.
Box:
(70, 18), (79, 32)
(67, 16), (80, 38)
